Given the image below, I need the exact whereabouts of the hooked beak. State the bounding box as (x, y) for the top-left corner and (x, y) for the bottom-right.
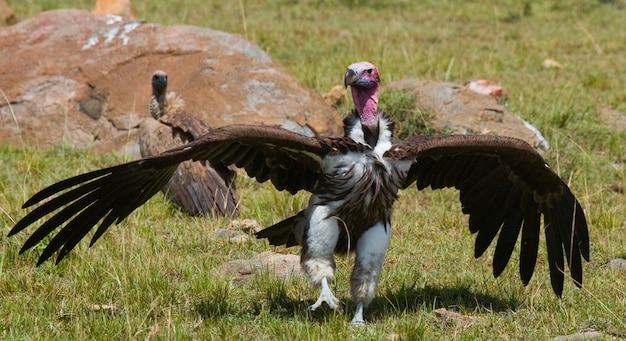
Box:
(344, 68), (358, 88)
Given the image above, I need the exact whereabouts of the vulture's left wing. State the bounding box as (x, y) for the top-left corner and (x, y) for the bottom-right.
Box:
(387, 134), (589, 296)
(9, 124), (354, 265)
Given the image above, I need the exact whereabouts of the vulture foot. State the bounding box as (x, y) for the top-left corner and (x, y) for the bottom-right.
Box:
(350, 302), (366, 326)
(309, 277), (343, 311)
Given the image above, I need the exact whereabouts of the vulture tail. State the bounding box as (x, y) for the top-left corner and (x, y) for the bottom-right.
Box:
(255, 211), (304, 248)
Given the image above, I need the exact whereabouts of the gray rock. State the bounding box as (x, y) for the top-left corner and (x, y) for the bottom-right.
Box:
(388, 79), (549, 150)
(210, 229), (248, 243)
(553, 329), (604, 340)
(604, 258), (626, 270)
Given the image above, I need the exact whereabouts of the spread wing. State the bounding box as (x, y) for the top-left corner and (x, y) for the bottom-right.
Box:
(9, 124), (361, 265)
(139, 114), (239, 217)
(387, 134), (590, 296)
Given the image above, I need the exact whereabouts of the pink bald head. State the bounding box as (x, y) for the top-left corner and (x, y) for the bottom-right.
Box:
(344, 61), (380, 126)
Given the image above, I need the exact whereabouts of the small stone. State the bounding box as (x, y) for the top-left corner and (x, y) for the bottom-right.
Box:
(211, 229), (247, 241)
(604, 258), (626, 270)
(433, 307), (488, 327)
(91, 304), (118, 314)
(466, 79), (507, 99)
(215, 251), (303, 285)
(229, 219), (261, 233)
(552, 329), (603, 340)
(229, 235), (249, 244)
(79, 98), (104, 120)
(543, 59), (563, 69)
(597, 105), (626, 131)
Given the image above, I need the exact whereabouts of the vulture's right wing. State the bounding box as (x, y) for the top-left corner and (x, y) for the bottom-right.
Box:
(9, 124), (363, 265)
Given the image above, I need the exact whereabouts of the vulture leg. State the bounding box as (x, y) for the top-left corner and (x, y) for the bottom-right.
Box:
(302, 203), (342, 311)
(350, 221), (391, 326)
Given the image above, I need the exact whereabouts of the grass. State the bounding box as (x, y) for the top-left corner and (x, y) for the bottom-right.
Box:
(2, 0), (626, 339)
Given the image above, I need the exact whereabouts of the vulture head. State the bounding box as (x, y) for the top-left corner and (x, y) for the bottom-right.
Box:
(150, 70), (168, 119)
(344, 61), (380, 128)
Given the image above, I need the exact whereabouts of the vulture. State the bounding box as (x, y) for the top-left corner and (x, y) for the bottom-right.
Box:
(138, 70), (239, 217)
(9, 61), (589, 325)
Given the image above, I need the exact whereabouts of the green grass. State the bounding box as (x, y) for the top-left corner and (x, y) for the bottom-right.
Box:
(2, 0), (626, 339)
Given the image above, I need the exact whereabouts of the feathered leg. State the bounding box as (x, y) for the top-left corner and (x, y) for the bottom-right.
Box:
(301, 203), (342, 310)
(349, 221), (390, 325)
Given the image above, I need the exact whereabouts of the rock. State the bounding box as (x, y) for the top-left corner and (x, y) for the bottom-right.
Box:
(323, 85), (347, 108)
(388, 79), (549, 150)
(0, 10), (342, 154)
(215, 251), (303, 285)
(433, 307), (488, 327)
(543, 59), (563, 69)
(604, 258), (626, 270)
(552, 329), (604, 340)
(229, 219), (261, 233)
(210, 229), (249, 244)
(597, 105), (626, 131)
(92, 0), (135, 18)
(91, 304), (119, 314)
(0, 0), (16, 25)
(466, 79), (507, 99)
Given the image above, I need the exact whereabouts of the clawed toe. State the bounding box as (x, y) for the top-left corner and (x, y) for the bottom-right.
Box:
(350, 319), (366, 327)
(310, 277), (343, 311)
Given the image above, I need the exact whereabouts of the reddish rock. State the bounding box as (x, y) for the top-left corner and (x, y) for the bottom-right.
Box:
(388, 79), (549, 150)
(323, 85), (347, 108)
(0, 10), (342, 153)
(0, 0), (16, 25)
(466, 79), (507, 99)
(92, 0), (135, 18)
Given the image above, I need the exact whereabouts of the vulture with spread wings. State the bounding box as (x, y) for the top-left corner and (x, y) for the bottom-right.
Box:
(138, 70), (239, 217)
(9, 62), (589, 325)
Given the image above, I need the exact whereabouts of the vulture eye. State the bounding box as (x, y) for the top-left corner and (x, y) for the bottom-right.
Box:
(366, 69), (373, 75)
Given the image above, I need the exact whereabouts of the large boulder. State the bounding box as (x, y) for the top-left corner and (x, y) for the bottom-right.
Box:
(0, 9), (343, 154)
(388, 79), (549, 150)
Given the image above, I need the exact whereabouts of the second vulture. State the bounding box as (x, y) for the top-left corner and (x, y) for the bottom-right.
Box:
(138, 70), (239, 217)
(9, 61), (589, 325)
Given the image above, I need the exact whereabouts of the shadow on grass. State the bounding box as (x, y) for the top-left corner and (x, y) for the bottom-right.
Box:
(194, 279), (520, 323)
(367, 282), (520, 323)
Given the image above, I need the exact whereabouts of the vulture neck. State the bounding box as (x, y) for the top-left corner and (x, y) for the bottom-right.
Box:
(150, 88), (166, 120)
(351, 85), (380, 147)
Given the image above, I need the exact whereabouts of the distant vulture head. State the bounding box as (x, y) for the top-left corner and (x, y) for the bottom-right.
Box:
(344, 61), (380, 127)
(149, 70), (168, 119)
(151, 71), (168, 94)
